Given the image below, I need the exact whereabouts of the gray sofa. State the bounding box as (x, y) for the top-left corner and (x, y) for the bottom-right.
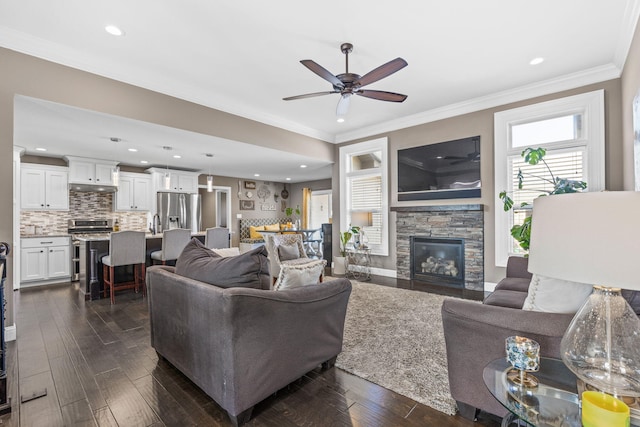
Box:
(441, 256), (575, 420)
(146, 265), (352, 426)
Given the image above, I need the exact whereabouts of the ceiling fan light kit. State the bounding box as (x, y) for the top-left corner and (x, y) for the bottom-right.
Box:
(284, 42), (408, 119)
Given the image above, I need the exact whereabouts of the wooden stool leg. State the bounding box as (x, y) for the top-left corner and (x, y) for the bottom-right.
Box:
(109, 266), (115, 304)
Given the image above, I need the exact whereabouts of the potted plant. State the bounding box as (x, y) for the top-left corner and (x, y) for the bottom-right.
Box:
(285, 205), (301, 229)
(333, 226), (359, 275)
(499, 147), (587, 253)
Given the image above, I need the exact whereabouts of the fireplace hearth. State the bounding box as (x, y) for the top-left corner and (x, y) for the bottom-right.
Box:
(411, 237), (465, 287)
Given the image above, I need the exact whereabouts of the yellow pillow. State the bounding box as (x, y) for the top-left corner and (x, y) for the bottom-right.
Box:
(264, 223), (280, 231)
(249, 225), (265, 239)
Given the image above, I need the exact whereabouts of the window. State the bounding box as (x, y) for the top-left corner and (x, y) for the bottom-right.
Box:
(494, 90), (605, 267)
(340, 138), (389, 256)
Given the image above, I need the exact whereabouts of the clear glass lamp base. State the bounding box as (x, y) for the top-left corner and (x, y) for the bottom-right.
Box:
(561, 286), (640, 397)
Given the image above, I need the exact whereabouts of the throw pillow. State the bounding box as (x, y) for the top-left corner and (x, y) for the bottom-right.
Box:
(522, 273), (593, 313)
(212, 247), (240, 257)
(264, 223), (280, 231)
(175, 238), (270, 289)
(274, 260), (327, 291)
(277, 243), (300, 261)
(249, 225), (265, 240)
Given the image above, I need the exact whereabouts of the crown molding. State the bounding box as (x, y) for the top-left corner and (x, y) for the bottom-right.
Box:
(614, 0), (640, 69)
(334, 63), (621, 143)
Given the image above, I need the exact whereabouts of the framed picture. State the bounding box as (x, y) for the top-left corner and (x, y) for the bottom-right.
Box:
(240, 200), (255, 210)
(244, 180), (256, 189)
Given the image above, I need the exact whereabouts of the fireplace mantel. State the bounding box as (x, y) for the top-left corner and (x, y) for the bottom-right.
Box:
(391, 204), (483, 213)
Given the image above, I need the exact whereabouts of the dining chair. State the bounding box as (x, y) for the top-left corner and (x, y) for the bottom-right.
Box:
(102, 231), (146, 304)
(150, 228), (192, 265)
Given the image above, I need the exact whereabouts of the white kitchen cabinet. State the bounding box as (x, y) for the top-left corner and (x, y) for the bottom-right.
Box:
(20, 164), (69, 210)
(21, 236), (71, 284)
(66, 156), (118, 186)
(114, 172), (151, 211)
(145, 168), (199, 194)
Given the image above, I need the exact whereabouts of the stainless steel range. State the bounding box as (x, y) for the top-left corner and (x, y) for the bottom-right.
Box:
(68, 219), (113, 282)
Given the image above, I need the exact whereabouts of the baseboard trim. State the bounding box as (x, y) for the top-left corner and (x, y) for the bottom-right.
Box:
(369, 267), (397, 278)
(5, 324), (16, 342)
(484, 282), (497, 292)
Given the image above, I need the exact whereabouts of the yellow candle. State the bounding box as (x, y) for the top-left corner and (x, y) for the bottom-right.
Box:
(582, 391), (630, 427)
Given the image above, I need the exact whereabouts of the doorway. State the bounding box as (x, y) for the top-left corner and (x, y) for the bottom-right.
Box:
(309, 190), (332, 233)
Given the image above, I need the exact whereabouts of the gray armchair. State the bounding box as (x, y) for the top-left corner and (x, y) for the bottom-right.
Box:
(265, 233), (323, 282)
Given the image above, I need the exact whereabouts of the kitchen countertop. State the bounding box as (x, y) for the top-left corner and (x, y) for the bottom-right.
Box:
(74, 231), (206, 242)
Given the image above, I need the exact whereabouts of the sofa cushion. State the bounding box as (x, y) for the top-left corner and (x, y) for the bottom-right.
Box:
(274, 259), (326, 290)
(522, 274), (593, 313)
(483, 290), (528, 309)
(175, 238), (270, 289)
(278, 243), (300, 261)
(264, 223), (280, 232)
(494, 277), (531, 293)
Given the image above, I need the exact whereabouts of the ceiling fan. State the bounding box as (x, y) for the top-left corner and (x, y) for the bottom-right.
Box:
(445, 137), (481, 164)
(283, 43), (408, 119)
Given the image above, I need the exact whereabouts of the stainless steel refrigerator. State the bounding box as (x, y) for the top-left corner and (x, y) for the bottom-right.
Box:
(157, 192), (201, 234)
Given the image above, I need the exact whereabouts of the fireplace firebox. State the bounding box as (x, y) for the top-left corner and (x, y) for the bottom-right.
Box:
(410, 236), (465, 287)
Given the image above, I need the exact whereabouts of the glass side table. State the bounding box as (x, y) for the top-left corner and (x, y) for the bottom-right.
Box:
(345, 247), (371, 281)
(483, 357), (580, 427)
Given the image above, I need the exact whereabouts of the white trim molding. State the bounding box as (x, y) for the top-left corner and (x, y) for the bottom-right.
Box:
(5, 325), (15, 342)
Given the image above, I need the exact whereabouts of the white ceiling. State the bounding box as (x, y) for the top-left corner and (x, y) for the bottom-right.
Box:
(1, 1), (639, 182)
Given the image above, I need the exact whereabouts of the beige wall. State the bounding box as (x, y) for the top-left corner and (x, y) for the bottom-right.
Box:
(1, 48), (333, 326)
(335, 79), (624, 283)
(621, 20), (640, 190)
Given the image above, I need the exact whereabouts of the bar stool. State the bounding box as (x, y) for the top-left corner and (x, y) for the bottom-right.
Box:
(150, 228), (191, 265)
(204, 227), (230, 249)
(102, 231), (146, 304)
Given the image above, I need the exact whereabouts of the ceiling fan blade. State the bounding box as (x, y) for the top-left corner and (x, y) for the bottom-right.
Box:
(356, 90), (407, 102)
(300, 60), (344, 88)
(356, 57), (408, 88)
(336, 94), (351, 116)
(283, 91), (339, 101)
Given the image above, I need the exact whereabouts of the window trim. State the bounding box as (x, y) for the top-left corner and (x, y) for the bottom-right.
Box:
(494, 90), (605, 267)
(340, 137), (389, 256)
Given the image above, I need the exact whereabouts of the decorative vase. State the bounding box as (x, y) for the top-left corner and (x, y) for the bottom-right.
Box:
(333, 256), (346, 275)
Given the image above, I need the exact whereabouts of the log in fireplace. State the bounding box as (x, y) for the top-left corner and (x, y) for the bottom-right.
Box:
(410, 236), (465, 287)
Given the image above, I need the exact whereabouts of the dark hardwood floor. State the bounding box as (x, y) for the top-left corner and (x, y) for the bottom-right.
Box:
(0, 276), (500, 426)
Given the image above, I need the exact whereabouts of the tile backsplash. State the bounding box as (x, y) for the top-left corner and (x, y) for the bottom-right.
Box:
(20, 191), (149, 235)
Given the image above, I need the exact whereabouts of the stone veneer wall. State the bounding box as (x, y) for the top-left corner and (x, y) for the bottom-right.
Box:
(395, 205), (484, 291)
(20, 191), (148, 235)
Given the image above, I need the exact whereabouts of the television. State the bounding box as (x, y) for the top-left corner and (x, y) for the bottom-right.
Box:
(398, 136), (481, 201)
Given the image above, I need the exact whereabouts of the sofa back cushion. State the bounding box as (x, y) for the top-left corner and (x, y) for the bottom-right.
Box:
(175, 238), (270, 289)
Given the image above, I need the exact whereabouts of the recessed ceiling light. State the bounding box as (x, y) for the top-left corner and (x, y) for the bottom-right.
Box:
(173, 155), (181, 159)
(140, 160), (148, 164)
(337, 117), (345, 123)
(35, 147), (47, 152)
(254, 174), (260, 177)
(105, 25), (124, 36)
(530, 57), (544, 65)
(285, 177), (292, 181)
(128, 148), (138, 152)
(300, 164), (307, 168)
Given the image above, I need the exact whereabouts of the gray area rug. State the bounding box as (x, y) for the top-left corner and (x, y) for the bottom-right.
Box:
(336, 281), (466, 416)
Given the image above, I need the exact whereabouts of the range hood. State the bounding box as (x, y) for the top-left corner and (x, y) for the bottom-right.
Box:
(68, 183), (118, 193)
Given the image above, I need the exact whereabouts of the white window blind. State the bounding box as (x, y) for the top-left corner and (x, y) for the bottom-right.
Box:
(349, 175), (382, 245)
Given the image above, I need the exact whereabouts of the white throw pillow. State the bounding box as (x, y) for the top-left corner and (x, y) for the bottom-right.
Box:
(212, 247), (240, 257)
(522, 274), (593, 313)
(274, 260), (327, 291)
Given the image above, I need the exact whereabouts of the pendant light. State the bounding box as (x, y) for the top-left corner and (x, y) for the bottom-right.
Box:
(110, 137), (120, 186)
(205, 153), (214, 192)
(163, 146), (172, 190)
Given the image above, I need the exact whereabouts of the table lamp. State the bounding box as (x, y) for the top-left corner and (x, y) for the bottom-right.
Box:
(350, 211), (373, 249)
(528, 191), (640, 398)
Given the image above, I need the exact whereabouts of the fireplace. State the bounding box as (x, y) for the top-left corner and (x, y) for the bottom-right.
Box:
(410, 236), (465, 287)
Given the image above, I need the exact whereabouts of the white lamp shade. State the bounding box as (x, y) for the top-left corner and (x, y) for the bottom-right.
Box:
(351, 211), (373, 228)
(528, 192), (640, 291)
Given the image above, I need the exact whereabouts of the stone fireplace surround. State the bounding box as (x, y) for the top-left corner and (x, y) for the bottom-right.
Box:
(393, 204), (484, 291)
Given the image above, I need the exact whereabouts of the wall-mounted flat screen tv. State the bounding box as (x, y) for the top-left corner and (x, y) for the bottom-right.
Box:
(398, 136), (481, 201)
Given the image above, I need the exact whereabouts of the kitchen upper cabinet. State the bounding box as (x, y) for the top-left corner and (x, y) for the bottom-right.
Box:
(21, 236), (71, 284)
(145, 168), (199, 194)
(66, 156), (118, 186)
(114, 172), (151, 211)
(21, 164), (69, 210)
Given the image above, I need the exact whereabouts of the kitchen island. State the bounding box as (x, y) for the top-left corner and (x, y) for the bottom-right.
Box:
(76, 232), (205, 300)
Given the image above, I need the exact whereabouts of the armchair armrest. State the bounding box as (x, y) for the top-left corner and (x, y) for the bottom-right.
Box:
(441, 298), (573, 417)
